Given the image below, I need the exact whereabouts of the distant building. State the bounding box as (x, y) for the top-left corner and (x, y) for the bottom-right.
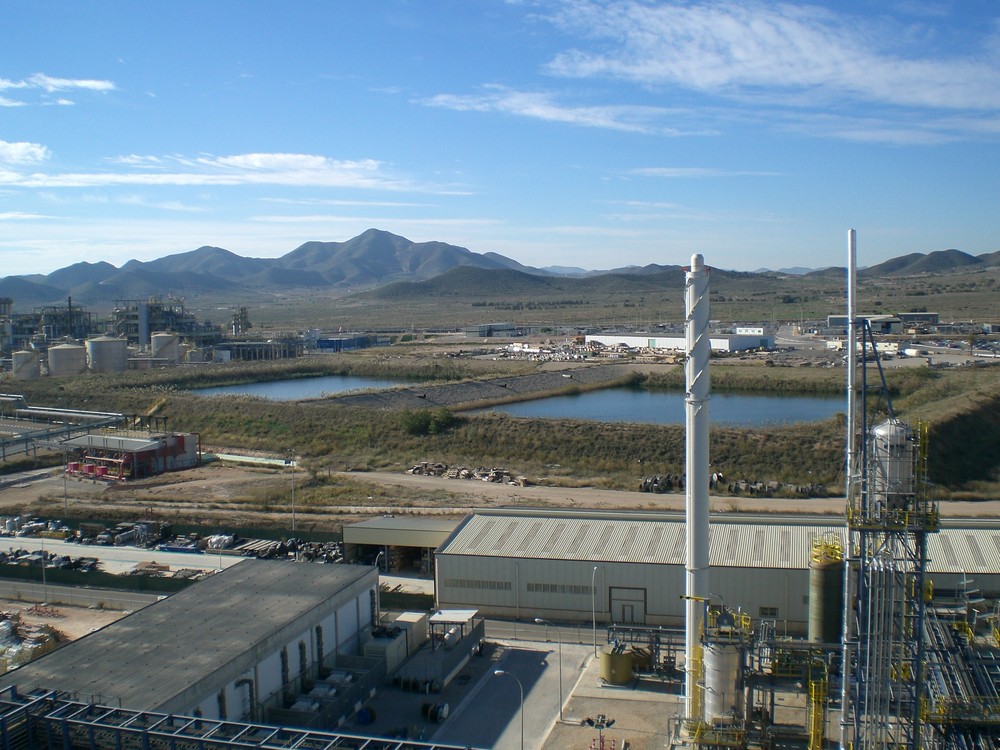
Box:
(898, 312), (940, 326)
(825, 314), (902, 335)
(111, 298), (221, 348)
(585, 331), (773, 353)
(465, 322), (519, 338)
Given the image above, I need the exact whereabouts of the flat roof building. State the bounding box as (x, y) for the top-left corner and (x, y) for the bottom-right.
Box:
(0, 560), (376, 722)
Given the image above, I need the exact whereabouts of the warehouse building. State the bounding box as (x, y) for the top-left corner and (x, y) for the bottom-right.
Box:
(585, 330), (773, 353)
(435, 509), (1000, 634)
(0, 560), (377, 723)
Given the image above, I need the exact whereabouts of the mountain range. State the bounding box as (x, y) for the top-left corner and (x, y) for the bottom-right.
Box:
(1, 228), (997, 312)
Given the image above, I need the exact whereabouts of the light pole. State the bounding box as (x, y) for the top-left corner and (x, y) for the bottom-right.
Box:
(585, 714), (616, 750)
(493, 669), (524, 750)
(374, 551), (384, 626)
(535, 618), (564, 721)
(62, 447), (69, 515)
(592, 565), (599, 657)
(288, 457), (296, 534)
(39, 533), (48, 605)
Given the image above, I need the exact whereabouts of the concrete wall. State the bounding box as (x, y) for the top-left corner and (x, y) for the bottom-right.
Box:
(436, 555), (813, 633)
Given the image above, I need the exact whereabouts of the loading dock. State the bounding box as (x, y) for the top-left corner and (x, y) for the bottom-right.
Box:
(342, 516), (460, 575)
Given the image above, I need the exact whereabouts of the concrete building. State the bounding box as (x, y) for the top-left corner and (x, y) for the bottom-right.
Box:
(434, 509), (1000, 634)
(0, 560), (377, 723)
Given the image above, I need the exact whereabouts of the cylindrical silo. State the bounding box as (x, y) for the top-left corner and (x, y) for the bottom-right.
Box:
(871, 419), (914, 509)
(809, 534), (844, 644)
(703, 642), (744, 722)
(599, 647), (634, 686)
(47, 344), (87, 377)
(12, 350), (40, 380)
(151, 332), (180, 364)
(86, 336), (128, 373)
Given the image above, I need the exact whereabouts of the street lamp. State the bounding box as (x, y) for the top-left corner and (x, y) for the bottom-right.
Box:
(374, 551), (385, 626)
(592, 565), (599, 657)
(585, 714), (616, 750)
(286, 456), (296, 534)
(62, 446), (69, 515)
(493, 669), (524, 750)
(534, 618), (564, 721)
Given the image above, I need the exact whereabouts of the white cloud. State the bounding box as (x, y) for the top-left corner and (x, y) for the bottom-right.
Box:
(544, 1), (1000, 114)
(0, 151), (432, 191)
(0, 211), (53, 220)
(0, 140), (51, 164)
(629, 167), (782, 178)
(261, 197), (431, 208)
(117, 194), (208, 213)
(423, 85), (701, 135)
(0, 72), (116, 105)
(26, 73), (116, 93)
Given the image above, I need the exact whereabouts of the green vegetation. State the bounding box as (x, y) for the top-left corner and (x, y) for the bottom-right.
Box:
(9, 355), (1000, 499)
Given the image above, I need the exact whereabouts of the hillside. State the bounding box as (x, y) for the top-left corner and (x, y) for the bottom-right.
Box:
(1, 229), (998, 324)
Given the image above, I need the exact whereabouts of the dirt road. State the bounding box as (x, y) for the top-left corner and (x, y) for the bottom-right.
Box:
(4, 461), (994, 532)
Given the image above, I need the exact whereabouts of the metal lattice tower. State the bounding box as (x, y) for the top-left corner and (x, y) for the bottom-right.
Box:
(841, 319), (940, 750)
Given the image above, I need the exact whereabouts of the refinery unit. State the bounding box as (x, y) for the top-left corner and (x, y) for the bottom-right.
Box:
(0, 236), (999, 749)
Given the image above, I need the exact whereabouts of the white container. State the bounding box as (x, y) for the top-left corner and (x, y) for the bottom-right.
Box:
(704, 642), (744, 722)
(87, 336), (128, 373)
(47, 344), (87, 377)
(151, 332), (180, 363)
(12, 350), (39, 380)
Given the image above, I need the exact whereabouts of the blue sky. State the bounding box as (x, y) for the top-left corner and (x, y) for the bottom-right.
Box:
(2, 0), (999, 277)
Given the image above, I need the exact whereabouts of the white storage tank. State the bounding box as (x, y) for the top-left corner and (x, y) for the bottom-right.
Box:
(87, 336), (129, 373)
(47, 344), (87, 377)
(704, 642), (744, 722)
(151, 332), (180, 364)
(871, 419), (914, 507)
(12, 350), (40, 380)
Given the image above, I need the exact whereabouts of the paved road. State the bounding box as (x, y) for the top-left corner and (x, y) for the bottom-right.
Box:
(433, 642), (592, 750)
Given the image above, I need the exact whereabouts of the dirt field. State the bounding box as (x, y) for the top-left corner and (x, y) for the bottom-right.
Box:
(3, 461), (998, 533)
(0, 598), (126, 640)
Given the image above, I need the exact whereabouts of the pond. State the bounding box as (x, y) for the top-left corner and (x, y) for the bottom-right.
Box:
(470, 388), (844, 427)
(192, 375), (409, 400)
(194, 376), (844, 426)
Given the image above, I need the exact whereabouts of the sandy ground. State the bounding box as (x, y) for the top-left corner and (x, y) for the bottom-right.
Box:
(3, 462), (999, 528)
(0, 598), (125, 640)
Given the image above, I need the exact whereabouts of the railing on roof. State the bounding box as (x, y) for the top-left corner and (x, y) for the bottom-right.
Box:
(0, 686), (482, 750)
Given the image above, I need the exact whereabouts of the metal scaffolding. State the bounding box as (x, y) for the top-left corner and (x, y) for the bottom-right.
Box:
(841, 320), (940, 750)
(0, 687), (478, 750)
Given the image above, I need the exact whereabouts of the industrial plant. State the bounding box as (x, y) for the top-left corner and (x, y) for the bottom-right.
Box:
(0, 235), (999, 750)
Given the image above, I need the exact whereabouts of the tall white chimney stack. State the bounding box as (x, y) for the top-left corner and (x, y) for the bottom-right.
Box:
(684, 253), (711, 722)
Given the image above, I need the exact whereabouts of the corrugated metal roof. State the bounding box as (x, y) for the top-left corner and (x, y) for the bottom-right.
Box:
(437, 513), (1000, 574)
(343, 515), (460, 549)
(63, 433), (161, 452)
